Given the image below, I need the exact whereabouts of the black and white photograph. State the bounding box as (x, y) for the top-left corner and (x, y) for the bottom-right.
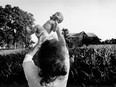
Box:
(0, 0), (116, 87)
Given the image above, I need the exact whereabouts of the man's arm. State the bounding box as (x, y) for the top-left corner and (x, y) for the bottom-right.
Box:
(56, 26), (66, 46)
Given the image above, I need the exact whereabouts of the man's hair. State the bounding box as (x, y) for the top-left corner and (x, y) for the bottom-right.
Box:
(33, 39), (67, 86)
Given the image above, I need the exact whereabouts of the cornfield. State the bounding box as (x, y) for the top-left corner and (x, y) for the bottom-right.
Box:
(0, 49), (27, 84)
(0, 45), (116, 87)
(68, 44), (116, 86)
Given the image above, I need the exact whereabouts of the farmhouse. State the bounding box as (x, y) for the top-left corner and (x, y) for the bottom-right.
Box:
(67, 31), (99, 48)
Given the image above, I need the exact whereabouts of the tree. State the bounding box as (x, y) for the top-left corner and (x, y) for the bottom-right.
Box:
(101, 38), (116, 44)
(0, 4), (35, 48)
(62, 28), (69, 38)
(87, 37), (101, 45)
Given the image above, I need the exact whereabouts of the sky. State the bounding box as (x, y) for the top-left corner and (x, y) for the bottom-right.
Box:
(1, 0), (116, 41)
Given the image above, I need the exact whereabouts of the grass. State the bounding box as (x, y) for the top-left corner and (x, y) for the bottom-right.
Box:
(87, 44), (116, 49)
(0, 48), (28, 56)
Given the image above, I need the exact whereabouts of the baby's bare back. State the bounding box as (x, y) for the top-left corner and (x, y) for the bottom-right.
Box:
(43, 20), (55, 34)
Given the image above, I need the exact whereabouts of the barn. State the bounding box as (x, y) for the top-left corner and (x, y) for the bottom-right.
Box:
(67, 31), (99, 48)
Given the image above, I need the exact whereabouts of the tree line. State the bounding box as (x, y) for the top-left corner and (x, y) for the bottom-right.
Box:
(101, 38), (116, 44)
(62, 28), (116, 48)
(0, 4), (115, 49)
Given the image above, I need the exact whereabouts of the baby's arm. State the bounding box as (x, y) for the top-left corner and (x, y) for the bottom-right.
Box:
(52, 20), (58, 32)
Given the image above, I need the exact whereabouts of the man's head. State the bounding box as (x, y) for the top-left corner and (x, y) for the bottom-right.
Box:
(33, 39), (67, 86)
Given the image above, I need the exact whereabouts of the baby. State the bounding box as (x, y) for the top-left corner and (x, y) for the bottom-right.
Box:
(24, 12), (64, 61)
(34, 12), (64, 39)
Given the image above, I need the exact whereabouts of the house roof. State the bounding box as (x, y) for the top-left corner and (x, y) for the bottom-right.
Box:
(68, 31), (98, 38)
(86, 33), (98, 37)
(68, 31), (87, 37)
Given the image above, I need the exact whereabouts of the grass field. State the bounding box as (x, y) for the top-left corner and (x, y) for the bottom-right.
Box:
(0, 48), (27, 56)
(81, 44), (116, 49)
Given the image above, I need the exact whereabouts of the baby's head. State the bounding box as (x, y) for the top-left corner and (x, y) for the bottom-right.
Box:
(51, 12), (64, 23)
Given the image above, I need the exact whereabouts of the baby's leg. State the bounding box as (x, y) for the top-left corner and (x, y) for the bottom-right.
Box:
(26, 25), (43, 55)
(27, 25), (49, 56)
(33, 25), (43, 34)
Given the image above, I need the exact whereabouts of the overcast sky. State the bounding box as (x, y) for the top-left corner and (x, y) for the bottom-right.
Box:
(1, 0), (116, 40)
